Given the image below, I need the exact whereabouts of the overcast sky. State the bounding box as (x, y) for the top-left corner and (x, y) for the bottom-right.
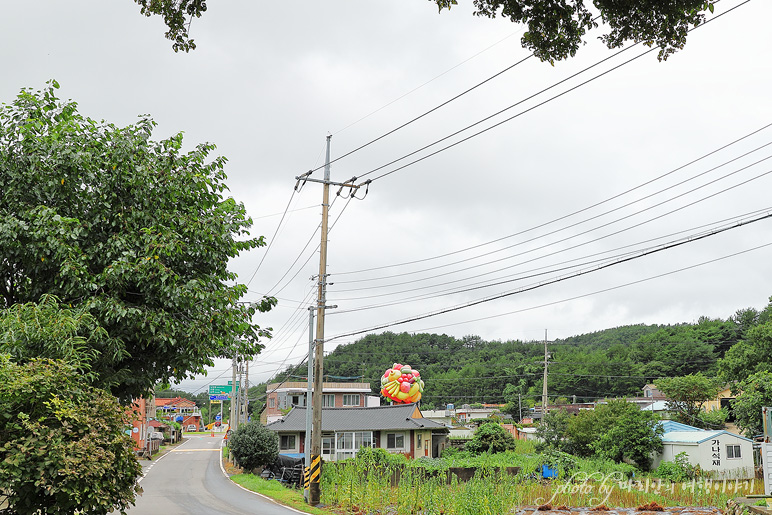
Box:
(3, 1), (771, 392)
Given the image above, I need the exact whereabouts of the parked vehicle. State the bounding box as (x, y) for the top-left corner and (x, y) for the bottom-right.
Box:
(187, 424), (198, 432)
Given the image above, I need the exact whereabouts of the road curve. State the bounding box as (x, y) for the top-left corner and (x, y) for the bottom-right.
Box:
(122, 436), (304, 515)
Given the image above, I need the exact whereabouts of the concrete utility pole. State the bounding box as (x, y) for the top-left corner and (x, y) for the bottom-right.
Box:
(230, 354), (238, 432)
(294, 136), (365, 506)
(542, 329), (549, 417)
(309, 136), (332, 507)
(304, 307), (314, 502)
(295, 136), (370, 506)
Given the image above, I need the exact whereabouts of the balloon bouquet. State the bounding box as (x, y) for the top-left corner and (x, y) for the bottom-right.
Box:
(380, 363), (424, 403)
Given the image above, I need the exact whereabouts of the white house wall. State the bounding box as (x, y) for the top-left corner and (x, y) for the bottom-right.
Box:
(654, 435), (754, 479)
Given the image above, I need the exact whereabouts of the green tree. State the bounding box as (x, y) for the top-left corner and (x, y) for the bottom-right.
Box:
(134, 0), (714, 61)
(589, 400), (663, 470)
(655, 373), (721, 427)
(564, 408), (598, 457)
(228, 422), (279, 471)
(432, 0), (715, 62)
(0, 82), (275, 401)
(465, 421), (517, 454)
(0, 356), (142, 514)
(0, 295), (104, 382)
(535, 409), (572, 453)
(720, 320), (772, 384)
(731, 371), (772, 437)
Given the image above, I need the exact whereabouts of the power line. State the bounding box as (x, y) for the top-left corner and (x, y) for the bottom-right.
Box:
(332, 29), (524, 137)
(326, 229), (772, 341)
(245, 189), (297, 288)
(402, 241), (772, 336)
(352, 1), (749, 185)
(325, 160), (772, 314)
(333, 134), (772, 283)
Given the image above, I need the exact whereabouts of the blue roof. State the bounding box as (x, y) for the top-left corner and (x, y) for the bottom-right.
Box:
(658, 420), (702, 433)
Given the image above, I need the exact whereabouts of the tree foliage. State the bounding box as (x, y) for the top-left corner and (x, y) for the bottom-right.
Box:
(719, 319), (772, 384)
(0, 356), (142, 514)
(535, 409), (572, 453)
(433, 0), (716, 62)
(0, 295), (104, 382)
(228, 422), (279, 472)
(587, 400), (663, 470)
(465, 421), (517, 454)
(655, 373), (722, 428)
(536, 401), (662, 470)
(134, 0), (206, 52)
(0, 82), (275, 401)
(731, 371), (772, 437)
(133, 0), (715, 62)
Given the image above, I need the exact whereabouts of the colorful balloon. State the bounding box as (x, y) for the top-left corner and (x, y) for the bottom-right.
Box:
(380, 363), (424, 403)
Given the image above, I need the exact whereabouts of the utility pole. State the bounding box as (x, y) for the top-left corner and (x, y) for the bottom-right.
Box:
(304, 307), (314, 503)
(542, 329), (549, 417)
(230, 354), (238, 432)
(295, 136), (365, 506)
(245, 360), (249, 423)
(309, 135), (332, 507)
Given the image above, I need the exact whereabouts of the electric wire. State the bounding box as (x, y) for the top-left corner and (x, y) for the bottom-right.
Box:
(326, 229), (772, 341)
(354, 2), (749, 185)
(403, 241), (772, 336)
(328, 207), (772, 313)
(245, 189), (296, 288)
(326, 160), (772, 306)
(333, 134), (772, 283)
(332, 29), (524, 137)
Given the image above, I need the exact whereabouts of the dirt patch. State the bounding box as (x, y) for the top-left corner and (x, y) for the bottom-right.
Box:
(638, 502), (664, 512)
(590, 505), (611, 512)
(538, 504), (553, 511)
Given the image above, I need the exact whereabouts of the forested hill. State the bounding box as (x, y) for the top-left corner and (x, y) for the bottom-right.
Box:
(268, 304), (770, 411)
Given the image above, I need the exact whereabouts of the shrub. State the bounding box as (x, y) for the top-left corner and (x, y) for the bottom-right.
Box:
(228, 422), (279, 471)
(653, 451), (696, 482)
(537, 449), (578, 478)
(0, 357), (142, 514)
(465, 423), (517, 454)
(355, 446), (406, 467)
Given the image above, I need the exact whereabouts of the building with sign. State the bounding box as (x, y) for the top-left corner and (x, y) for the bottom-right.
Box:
(651, 421), (754, 479)
(262, 381), (377, 424)
(155, 397), (203, 431)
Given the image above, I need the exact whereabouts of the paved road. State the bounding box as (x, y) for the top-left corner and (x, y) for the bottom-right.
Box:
(123, 436), (301, 515)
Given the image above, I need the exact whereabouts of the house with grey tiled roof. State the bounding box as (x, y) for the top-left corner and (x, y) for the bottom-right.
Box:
(265, 403), (448, 461)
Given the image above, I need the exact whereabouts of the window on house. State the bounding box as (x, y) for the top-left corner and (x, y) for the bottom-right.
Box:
(727, 444), (741, 459)
(386, 433), (405, 450)
(417, 433), (422, 449)
(269, 397), (275, 408)
(280, 435), (296, 451)
(322, 394), (335, 408)
(335, 431), (372, 460)
(342, 394), (360, 406)
(322, 436), (335, 457)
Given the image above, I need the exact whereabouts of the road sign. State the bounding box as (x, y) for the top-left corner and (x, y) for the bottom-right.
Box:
(209, 395), (229, 401)
(210, 400), (221, 404)
(215, 414), (222, 421)
(209, 384), (238, 395)
(227, 380), (241, 386)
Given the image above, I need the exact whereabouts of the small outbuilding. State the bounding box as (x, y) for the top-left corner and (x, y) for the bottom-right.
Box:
(652, 421), (754, 479)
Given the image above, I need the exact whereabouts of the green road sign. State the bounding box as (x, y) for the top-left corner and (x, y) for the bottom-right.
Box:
(209, 384), (238, 395)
